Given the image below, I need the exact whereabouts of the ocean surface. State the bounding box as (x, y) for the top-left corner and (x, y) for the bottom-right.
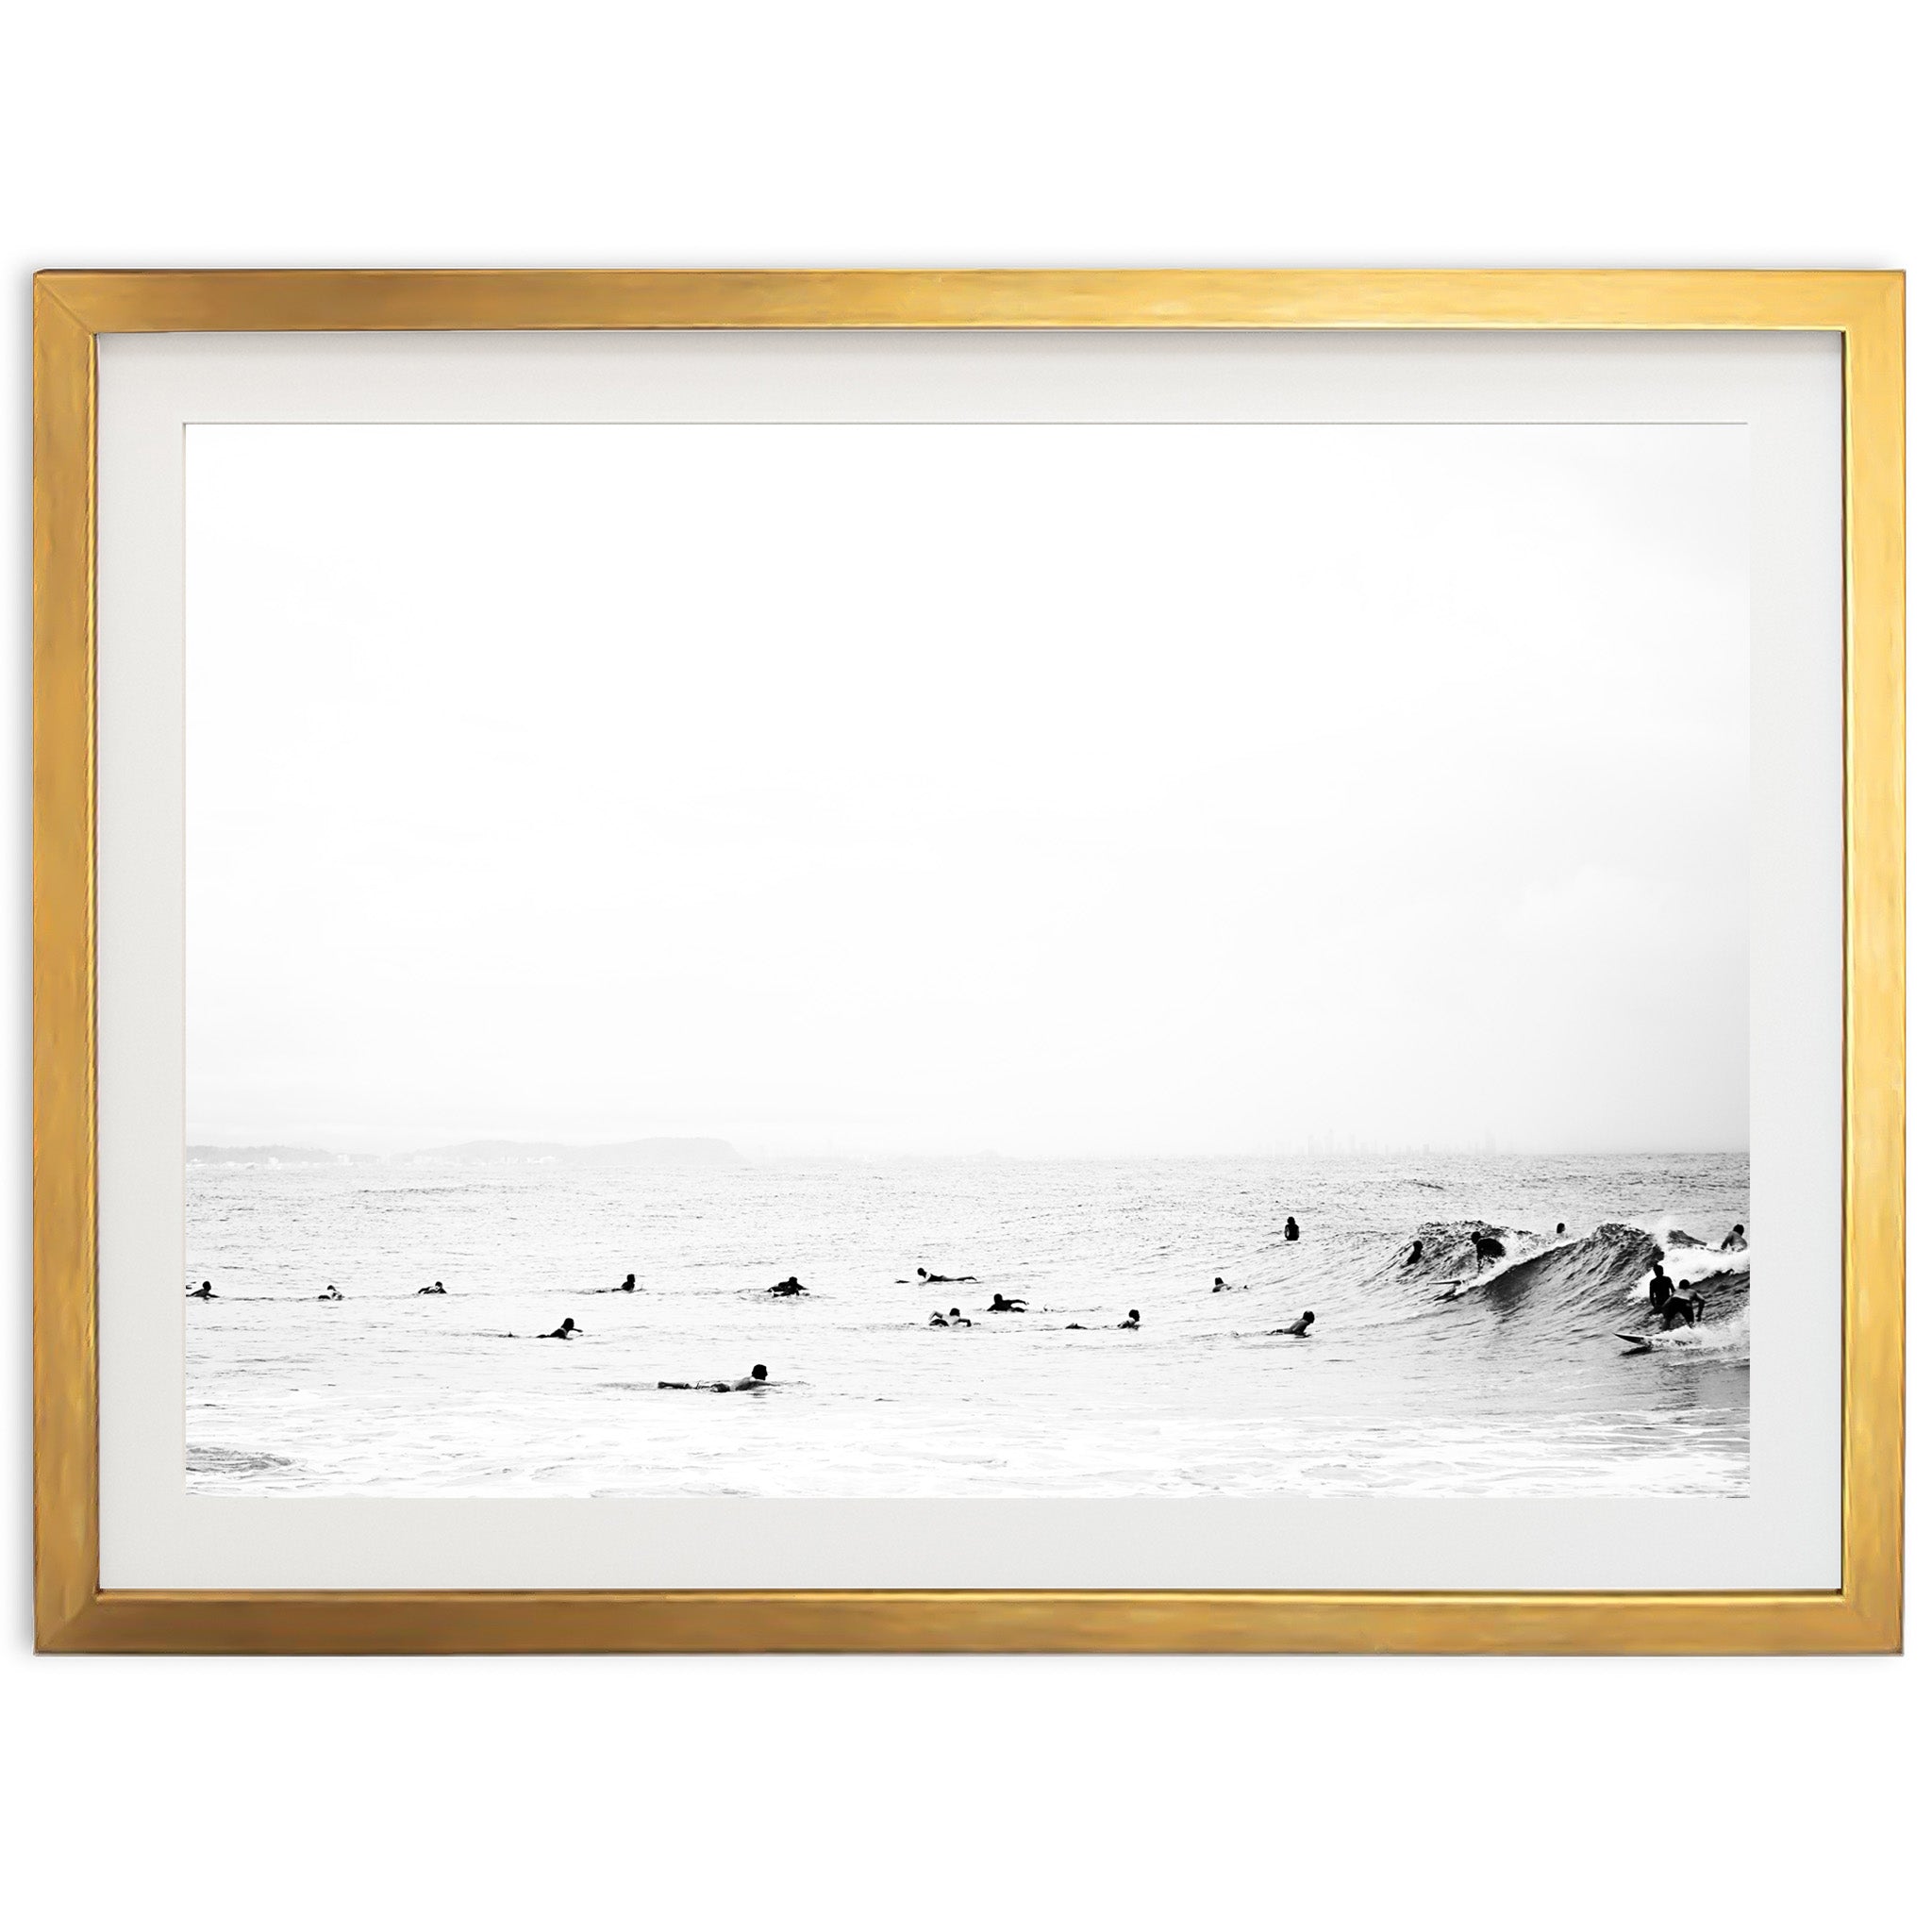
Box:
(185, 1151), (1750, 1497)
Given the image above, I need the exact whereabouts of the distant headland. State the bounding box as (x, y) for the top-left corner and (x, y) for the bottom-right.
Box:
(189, 1138), (737, 1168)
(188, 1144), (344, 1166)
(403, 1139), (737, 1167)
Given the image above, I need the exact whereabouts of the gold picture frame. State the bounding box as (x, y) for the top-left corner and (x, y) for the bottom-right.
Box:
(33, 270), (1904, 1654)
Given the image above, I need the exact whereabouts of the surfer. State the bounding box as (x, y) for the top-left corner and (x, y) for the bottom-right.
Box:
(928, 1311), (949, 1327)
(1720, 1223), (1748, 1252)
(1405, 1241), (1424, 1267)
(918, 1268), (979, 1284)
(186, 1280), (214, 1299)
(659, 1364), (770, 1391)
(1272, 1310), (1315, 1337)
(415, 1280), (446, 1295)
(1646, 1259), (1674, 1313)
(1283, 1217), (1300, 1242)
(946, 1307), (973, 1327)
(604, 1272), (638, 1293)
(1212, 1276), (1244, 1293)
(541, 1318), (578, 1340)
(1118, 1308), (1141, 1330)
(1471, 1231), (1507, 1275)
(768, 1276), (808, 1296)
(1555, 1223), (1567, 1238)
(317, 1284), (342, 1302)
(987, 1293), (1029, 1311)
(1646, 1260), (1705, 1330)
(1662, 1288), (1707, 1330)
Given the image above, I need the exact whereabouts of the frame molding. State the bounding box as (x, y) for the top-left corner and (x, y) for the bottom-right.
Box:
(32, 271), (1905, 1653)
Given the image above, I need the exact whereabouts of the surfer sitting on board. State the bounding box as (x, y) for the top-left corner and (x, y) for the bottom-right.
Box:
(1284, 1216), (1300, 1242)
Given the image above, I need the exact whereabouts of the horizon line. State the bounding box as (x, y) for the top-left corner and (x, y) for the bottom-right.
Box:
(187, 1137), (1752, 1161)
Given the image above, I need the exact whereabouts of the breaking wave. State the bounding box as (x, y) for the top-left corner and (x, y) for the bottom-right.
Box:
(1376, 1219), (1750, 1355)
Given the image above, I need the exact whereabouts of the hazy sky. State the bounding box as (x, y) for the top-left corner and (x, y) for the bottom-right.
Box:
(187, 422), (1748, 1157)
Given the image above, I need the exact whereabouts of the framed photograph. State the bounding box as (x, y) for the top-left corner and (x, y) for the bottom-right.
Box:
(33, 271), (1903, 1653)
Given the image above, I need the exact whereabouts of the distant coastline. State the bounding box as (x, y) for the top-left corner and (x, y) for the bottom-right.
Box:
(189, 1137), (738, 1168)
(188, 1144), (346, 1166)
(405, 1138), (737, 1168)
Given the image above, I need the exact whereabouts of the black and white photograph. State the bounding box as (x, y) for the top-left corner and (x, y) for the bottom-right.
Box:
(184, 418), (1751, 1499)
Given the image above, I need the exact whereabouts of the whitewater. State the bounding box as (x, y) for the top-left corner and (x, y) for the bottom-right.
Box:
(184, 1150), (1749, 1498)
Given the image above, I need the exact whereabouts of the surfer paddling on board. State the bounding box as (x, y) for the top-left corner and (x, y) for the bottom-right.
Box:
(1720, 1223), (1748, 1252)
(187, 1280), (214, 1299)
(987, 1294), (1028, 1311)
(1271, 1311), (1316, 1337)
(659, 1364), (769, 1391)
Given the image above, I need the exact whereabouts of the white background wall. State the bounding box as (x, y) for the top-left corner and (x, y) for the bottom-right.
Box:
(3, 4), (1921, 1924)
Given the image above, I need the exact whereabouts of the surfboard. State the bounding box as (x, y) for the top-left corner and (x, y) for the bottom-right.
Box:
(1615, 1332), (1654, 1353)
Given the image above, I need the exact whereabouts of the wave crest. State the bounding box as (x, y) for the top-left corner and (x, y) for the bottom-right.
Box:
(1386, 1220), (1541, 1285)
(1383, 1219), (1750, 1350)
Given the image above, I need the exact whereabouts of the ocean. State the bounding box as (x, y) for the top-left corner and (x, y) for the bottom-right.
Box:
(184, 1150), (1750, 1498)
